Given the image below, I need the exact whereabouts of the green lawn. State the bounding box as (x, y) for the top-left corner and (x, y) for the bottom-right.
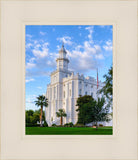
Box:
(26, 126), (113, 135)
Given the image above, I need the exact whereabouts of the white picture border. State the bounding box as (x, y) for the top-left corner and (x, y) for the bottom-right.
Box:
(0, 0), (137, 160)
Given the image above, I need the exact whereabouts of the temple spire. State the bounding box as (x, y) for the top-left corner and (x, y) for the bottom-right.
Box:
(56, 44), (69, 70)
(58, 43), (67, 57)
(62, 41), (64, 48)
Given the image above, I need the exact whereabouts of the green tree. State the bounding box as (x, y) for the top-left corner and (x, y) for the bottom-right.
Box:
(26, 110), (34, 116)
(26, 110), (34, 124)
(100, 66), (113, 102)
(76, 95), (96, 125)
(92, 97), (111, 129)
(34, 95), (48, 127)
(30, 112), (40, 125)
(76, 95), (111, 127)
(25, 109), (48, 127)
(56, 109), (67, 126)
(99, 66), (113, 118)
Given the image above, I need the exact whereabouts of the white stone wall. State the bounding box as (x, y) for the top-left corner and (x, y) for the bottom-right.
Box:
(45, 70), (104, 126)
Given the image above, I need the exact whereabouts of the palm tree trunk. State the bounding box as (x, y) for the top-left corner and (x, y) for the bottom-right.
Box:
(61, 116), (63, 126)
(40, 106), (43, 127)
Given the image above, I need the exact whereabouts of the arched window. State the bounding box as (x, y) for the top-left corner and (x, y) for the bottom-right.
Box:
(79, 89), (82, 95)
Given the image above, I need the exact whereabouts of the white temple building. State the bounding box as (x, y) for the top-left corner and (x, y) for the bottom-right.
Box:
(45, 44), (105, 126)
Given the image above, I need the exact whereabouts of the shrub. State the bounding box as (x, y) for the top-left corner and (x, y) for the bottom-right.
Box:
(68, 122), (74, 127)
(64, 123), (69, 127)
(57, 125), (63, 127)
(43, 121), (48, 127)
(64, 122), (74, 127)
(26, 123), (40, 127)
(99, 124), (104, 127)
(74, 123), (85, 127)
(52, 123), (57, 127)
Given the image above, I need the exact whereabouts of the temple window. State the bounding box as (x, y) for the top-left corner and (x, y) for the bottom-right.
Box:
(79, 89), (82, 96)
(91, 92), (93, 97)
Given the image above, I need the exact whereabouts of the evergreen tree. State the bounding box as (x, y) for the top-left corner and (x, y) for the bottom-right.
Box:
(76, 95), (96, 125)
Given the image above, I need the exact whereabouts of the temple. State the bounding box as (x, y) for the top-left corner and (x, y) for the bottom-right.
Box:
(45, 44), (104, 126)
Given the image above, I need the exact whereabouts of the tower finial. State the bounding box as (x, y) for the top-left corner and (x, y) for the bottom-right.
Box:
(62, 41), (64, 48)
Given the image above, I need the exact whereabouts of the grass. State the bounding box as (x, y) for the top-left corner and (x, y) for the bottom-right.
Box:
(26, 126), (113, 135)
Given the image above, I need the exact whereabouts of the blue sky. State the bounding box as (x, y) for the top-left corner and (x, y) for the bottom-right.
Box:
(25, 25), (113, 110)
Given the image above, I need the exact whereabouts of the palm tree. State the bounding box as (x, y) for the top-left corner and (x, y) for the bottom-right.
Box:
(56, 109), (67, 126)
(35, 95), (48, 127)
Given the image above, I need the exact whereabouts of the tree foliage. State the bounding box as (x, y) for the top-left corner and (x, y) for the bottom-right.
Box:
(76, 95), (110, 126)
(100, 66), (113, 102)
(34, 95), (48, 127)
(91, 97), (111, 128)
(76, 95), (96, 125)
(26, 109), (48, 127)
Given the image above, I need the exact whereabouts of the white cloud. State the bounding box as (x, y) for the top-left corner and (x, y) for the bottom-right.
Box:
(26, 54), (56, 77)
(57, 36), (72, 45)
(94, 45), (102, 53)
(99, 25), (106, 28)
(26, 34), (33, 39)
(95, 54), (104, 59)
(26, 70), (51, 77)
(25, 38), (57, 77)
(84, 41), (97, 55)
(75, 45), (83, 51)
(26, 58), (36, 69)
(67, 42), (103, 73)
(26, 78), (35, 83)
(40, 31), (46, 36)
(37, 86), (42, 89)
(26, 95), (37, 104)
(103, 40), (113, 51)
(32, 42), (49, 58)
(85, 26), (94, 43)
(26, 43), (33, 49)
(26, 62), (36, 69)
(56, 45), (60, 50)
